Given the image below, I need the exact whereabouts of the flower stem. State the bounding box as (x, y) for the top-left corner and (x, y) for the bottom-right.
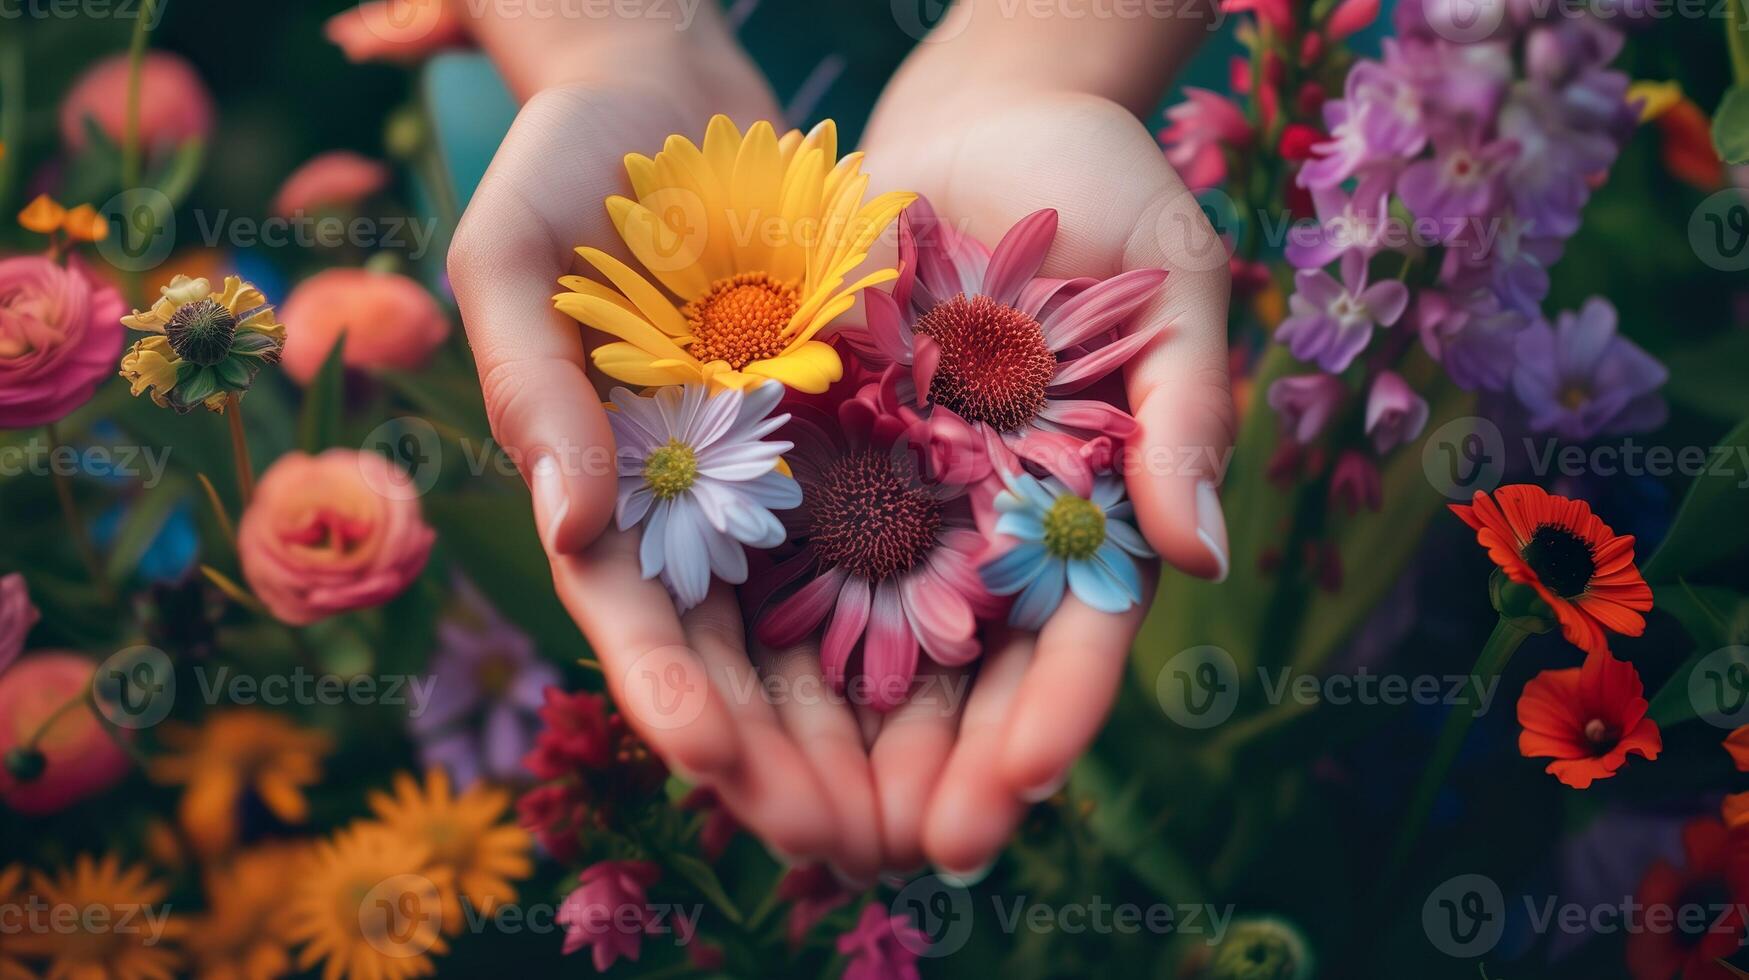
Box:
(1382, 616), (1531, 889)
(46, 422), (111, 603)
(226, 394), (255, 507)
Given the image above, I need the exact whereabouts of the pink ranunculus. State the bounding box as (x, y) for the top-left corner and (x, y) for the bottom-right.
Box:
(272, 151), (392, 218)
(238, 450), (435, 626)
(0, 574), (39, 675)
(279, 268), (450, 384)
(558, 860), (662, 972)
(837, 904), (927, 980)
(59, 52), (214, 153)
(325, 0), (472, 64)
(0, 653), (131, 815)
(0, 255), (126, 429)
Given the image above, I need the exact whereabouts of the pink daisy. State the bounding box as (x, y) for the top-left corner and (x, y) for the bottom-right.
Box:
(840, 198), (1168, 497)
(751, 377), (1001, 712)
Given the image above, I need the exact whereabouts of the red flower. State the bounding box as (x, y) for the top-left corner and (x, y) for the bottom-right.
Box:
(1451, 485), (1653, 656)
(1517, 651), (1661, 789)
(521, 687), (612, 780)
(1626, 818), (1749, 980)
(777, 864), (851, 950)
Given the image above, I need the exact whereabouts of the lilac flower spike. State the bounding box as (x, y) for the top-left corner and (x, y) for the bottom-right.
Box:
(1276, 254), (1410, 373)
(609, 382), (801, 612)
(1267, 374), (1347, 444)
(1511, 298), (1667, 441)
(1364, 371), (1431, 454)
(1285, 176), (1393, 270)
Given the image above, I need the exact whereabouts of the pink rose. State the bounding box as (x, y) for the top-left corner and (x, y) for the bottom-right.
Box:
(238, 450), (435, 625)
(0, 255), (126, 429)
(325, 0), (472, 64)
(0, 653), (132, 816)
(280, 268), (450, 384)
(60, 52), (214, 153)
(273, 151), (392, 218)
(0, 574), (39, 674)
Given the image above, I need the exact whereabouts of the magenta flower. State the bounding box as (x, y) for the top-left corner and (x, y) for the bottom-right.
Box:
(1413, 289), (1527, 393)
(840, 199), (1166, 496)
(777, 864), (851, 949)
(1346, 57), (1428, 159)
(752, 380), (1000, 711)
(1276, 254), (1409, 373)
(0, 574), (38, 675)
(1160, 87), (1252, 190)
(1298, 100), (1375, 191)
(558, 860), (662, 972)
(1512, 298), (1667, 441)
(1364, 371), (1430, 454)
(0, 256), (125, 429)
(837, 904), (927, 980)
(1396, 127), (1518, 242)
(1267, 374), (1347, 444)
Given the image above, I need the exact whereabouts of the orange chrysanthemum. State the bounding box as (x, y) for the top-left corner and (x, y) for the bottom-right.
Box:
(1517, 651), (1662, 789)
(0, 864), (33, 980)
(182, 844), (306, 980)
(284, 823), (451, 980)
(147, 710), (331, 858)
(362, 769), (532, 934)
(11, 853), (185, 980)
(1451, 484), (1653, 656)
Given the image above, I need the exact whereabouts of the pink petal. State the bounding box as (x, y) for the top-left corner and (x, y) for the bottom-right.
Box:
(912, 333), (941, 405)
(864, 581), (919, 712)
(820, 575), (871, 690)
(864, 288), (913, 366)
(756, 566), (848, 648)
(1016, 276), (1097, 319)
(1047, 324), (1162, 393)
(981, 209), (1058, 307)
(1008, 429), (1096, 498)
(902, 569), (978, 667)
(1041, 268), (1170, 352)
(894, 209), (919, 311)
(1037, 398), (1143, 439)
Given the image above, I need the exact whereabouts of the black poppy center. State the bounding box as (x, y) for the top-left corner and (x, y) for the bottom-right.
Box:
(1521, 523), (1596, 599)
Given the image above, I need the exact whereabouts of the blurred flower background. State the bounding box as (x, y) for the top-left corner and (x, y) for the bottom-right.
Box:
(0, 1), (1747, 978)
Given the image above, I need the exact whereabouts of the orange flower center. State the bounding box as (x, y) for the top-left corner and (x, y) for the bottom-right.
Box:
(1521, 523), (1596, 599)
(915, 293), (1057, 432)
(682, 273), (799, 370)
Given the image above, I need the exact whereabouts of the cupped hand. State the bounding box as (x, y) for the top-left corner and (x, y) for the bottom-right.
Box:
(447, 27), (887, 878)
(856, 91), (1235, 876)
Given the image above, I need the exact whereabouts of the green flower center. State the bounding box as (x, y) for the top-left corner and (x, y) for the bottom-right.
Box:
(165, 297), (237, 366)
(644, 439), (699, 500)
(1042, 495), (1106, 560)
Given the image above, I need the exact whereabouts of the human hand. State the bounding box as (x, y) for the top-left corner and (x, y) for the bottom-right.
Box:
(855, 90), (1234, 876)
(447, 18), (890, 878)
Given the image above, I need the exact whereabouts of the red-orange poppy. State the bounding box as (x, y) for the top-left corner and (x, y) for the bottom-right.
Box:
(1627, 818), (1749, 980)
(1451, 484), (1653, 656)
(1518, 651), (1662, 789)
(1726, 726), (1749, 772)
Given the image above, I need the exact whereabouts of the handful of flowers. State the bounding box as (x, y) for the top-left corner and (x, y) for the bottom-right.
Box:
(554, 116), (1162, 711)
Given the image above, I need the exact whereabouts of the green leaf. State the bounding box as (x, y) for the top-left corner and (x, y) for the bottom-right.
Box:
(298, 334), (347, 454)
(666, 853), (742, 925)
(230, 332), (280, 357)
(215, 357), (252, 389)
(1642, 417), (1749, 585)
(147, 138), (205, 206)
(176, 366), (221, 405)
(102, 481), (184, 582)
(422, 494), (576, 650)
(1667, 331), (1749, 422)
(1714, 86), (1749, 165)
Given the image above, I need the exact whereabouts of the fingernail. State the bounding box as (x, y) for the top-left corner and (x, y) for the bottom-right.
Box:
(1195, 479), (1229, 584)
(935, 859), (995, 888)
(1020, 770), (1069, 804)
(530, 453), (569, 554)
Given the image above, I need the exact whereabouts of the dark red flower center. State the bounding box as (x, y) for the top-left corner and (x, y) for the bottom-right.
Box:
(915, 293), (1057, 433)
(1521, 524), (1596, 599)
(807, 450), (942, 581)
(1582, 718), (1615, 750)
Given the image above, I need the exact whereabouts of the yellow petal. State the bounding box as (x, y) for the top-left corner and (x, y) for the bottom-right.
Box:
(217, 276), (269, 316)
(730, 121), (783, 274)
(554, 291), (692, 361)
(1628, 80), (1683, 123)
(701, 114), (743, 189)
(593, 342), (698, 386)
(558, 274), (643, 318)
(574, 247), (692, 337)
(624, 152), (659, 200)
(744, 340), (841, 394)
(606, 195), (712, 299)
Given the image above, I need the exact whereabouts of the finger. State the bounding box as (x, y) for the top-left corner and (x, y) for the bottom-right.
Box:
(870, 661), (968, 873)
(753, 640), (885, 881)
(548, 531), (741, 777)
(449, 85), (688, 553)
(679, 591), (843, 862)
(921, 630), (1033, 879)
(997, 573), (1156, 799)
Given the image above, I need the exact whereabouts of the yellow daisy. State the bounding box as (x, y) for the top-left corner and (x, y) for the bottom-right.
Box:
(362, 769), (532, 934)
(182, 844), (306, 980)
(120, 275), (285, 413)
(284, 824), (451, 980)
(555, 114), (915, 394)
(12, 853), (184, 980)
(147, 710), (331, 859)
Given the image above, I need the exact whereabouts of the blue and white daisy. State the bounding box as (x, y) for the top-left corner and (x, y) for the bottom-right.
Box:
(979, 472), (1153, 630)
(609, 383), (801, 613)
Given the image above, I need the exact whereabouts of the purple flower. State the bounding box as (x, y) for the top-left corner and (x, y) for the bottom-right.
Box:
(1413, 289), (1526, 392)
(1266, 374), (1347, 444)
(1284, 176), (1393, 270)
(609, 383), (801, 612)
(1364, 371), (1431, 453)
(1397, 127), (1517, 242)
(410, 578), (560, 789)
(559, 861), (662, 971)
(1277, 254), (1410, 373)
(1298, 100), (1376, 191)
(837, 904), (927, 980)
(1347, 57), (1428, 159)
(1511, 298), (1667, 440)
